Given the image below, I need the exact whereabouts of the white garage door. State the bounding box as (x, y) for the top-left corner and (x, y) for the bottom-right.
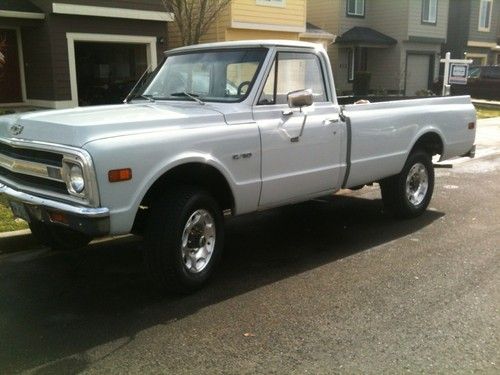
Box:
(405, 54), (431, 96)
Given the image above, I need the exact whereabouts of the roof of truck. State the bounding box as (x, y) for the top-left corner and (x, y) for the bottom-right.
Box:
(165, 40), (324, 54)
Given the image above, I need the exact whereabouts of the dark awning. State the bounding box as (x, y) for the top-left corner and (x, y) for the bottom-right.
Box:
(0, 0), (45, 18)
(335, 27), (397, 46)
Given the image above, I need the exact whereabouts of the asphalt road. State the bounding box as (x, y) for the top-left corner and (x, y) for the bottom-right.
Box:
(0, 119), (499, 374)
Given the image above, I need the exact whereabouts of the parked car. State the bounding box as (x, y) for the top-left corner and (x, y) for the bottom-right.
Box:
(0, 40), (476, 293)
(433, 65), (500, 100)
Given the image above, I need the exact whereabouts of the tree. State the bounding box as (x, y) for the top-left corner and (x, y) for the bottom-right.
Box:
(163, 0), (231, 46)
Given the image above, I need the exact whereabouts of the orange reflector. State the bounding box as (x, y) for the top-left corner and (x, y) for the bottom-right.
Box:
(468, 122), (475, 129)
(108, 168), (132, 182)
(49, 211), (69, 224)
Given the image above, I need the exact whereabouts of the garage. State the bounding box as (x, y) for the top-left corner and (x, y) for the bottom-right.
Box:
(74, 42), (148, 106)
(405, 53), (433, 96)
(0, 28), (23, 104)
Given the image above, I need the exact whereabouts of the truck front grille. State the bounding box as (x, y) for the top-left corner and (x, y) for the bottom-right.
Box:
(0, 140), (68, 196)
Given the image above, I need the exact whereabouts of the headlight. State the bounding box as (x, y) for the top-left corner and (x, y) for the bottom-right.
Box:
(69, 164), (85, 193)
(63, 161), (86, 197)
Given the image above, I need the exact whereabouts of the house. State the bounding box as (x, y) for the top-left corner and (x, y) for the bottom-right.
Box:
(308, 0), (450, 96)
(168, 0), (335, 50)
(443, 0), (499, 66)
(0, 0), (172, 108)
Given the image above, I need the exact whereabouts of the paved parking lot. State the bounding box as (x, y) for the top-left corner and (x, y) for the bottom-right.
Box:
(0, 119), (499, 374)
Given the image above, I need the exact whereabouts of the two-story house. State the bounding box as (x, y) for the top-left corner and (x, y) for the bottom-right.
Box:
(443, 0), (499, 66)
(168, 0), (335, 50)
(308, 0), (450, 96)
(0, 0), (172, 108)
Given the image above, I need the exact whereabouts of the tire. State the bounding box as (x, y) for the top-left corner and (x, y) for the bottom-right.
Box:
(144, 186), (224, 294)
(380, 150), (434, 219)
(29, 220), (91, 251)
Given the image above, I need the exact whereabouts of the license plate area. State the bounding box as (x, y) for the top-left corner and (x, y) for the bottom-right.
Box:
(9, 201), (30, 223)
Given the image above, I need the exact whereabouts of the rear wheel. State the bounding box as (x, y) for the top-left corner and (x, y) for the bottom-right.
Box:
(144, 186), (224, 294)
(380, 150), (434, 218)
(29, 220), (91, 250)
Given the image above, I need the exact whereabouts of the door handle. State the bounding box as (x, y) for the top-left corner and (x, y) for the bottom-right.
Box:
(323, 117), (340, 125)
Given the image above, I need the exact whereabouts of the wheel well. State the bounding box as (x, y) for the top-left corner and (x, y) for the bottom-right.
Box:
(132, 163), (234, 234)
(411, 132), (443, 156)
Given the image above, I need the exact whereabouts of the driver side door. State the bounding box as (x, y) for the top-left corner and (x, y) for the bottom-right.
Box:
(253, 51), (344, 208)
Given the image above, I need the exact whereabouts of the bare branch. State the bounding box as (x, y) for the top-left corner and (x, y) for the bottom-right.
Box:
(163, 0), (231, 46)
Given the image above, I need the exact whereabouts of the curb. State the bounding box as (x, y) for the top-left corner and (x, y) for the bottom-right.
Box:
(0, 229), (40, 255)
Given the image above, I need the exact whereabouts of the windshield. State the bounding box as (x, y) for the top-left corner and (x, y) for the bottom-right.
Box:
(138, 48), (268, 103)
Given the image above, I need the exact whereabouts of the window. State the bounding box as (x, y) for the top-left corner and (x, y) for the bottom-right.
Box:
(347, 0), (365, 17)
(422, 0), (437, 24)
(348, 48), (355, 82)
(258, 52), (327, 105)
(478, 0), (493, 31)
(141, 48), (267, 103)
(256, 0), (285, 7)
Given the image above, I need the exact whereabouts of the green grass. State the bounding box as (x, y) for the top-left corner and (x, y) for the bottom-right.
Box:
(0, 196), (29, 233)
(475, 106), (500, 119)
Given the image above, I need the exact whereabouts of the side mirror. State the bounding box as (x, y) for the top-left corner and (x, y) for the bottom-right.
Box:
(287, 89), (313, 109)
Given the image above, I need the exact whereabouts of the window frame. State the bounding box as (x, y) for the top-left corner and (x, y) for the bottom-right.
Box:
(256, 0), (286, 8)
(257, 51), (329, 105)
(478, 0), (493, 32)
(421, 0), (438, 25)
(346, 0), (365, 18)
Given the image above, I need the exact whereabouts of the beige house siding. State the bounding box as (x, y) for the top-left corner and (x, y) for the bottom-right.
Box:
(370, 0), (408, 41)
(307, 0), (341, 35)
(408, 0), (449, 40)
(231, 0), (306, 29)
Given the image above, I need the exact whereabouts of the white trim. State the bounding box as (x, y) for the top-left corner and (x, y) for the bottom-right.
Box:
(464, 53), (488, 65)
(231, 21), (306, 33)
(0, 27), (27, 104)
(0, 10), (45, 19)
(66, 33), (158, 107)
(0, 102), (24, 108)
(256, 0), (286, 8)
(478, 0), (493, 32)
(28, 100), (74, 109)
(52, 3), (174, 22)
(467, 40), (497, 48)
(300, 32), (336, 40)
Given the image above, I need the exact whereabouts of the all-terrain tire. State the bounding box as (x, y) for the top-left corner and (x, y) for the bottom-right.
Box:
(380, 150), (435, 219)
(144, 186), (224, 294)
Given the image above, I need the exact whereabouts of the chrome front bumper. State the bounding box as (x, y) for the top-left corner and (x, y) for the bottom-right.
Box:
(0, 183), (110, 237)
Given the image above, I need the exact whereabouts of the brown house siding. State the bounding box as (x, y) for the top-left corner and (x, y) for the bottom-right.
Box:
(48, 14), (167, 101)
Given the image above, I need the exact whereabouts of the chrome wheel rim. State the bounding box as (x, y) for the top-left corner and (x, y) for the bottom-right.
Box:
(405, 162), (429, 207)
(181, 209), (216, 274)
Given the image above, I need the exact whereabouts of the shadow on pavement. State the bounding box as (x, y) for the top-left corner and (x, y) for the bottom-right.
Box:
(0, 194), (444, 373)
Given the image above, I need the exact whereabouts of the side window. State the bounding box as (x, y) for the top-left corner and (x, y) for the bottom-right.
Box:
(258, 52), (327, 105)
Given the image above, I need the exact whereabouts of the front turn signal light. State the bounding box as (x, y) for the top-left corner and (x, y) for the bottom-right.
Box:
(108, 168), (132, 183)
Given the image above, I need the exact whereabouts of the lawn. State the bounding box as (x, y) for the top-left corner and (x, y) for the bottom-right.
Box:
(0, 196), (28, 233)
(475, 106), (500, 119)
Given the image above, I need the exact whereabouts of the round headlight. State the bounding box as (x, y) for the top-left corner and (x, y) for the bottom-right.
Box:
(69, 164), (85, 193)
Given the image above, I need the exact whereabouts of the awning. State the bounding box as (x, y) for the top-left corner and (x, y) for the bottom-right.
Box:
(335, 27), (397, 47)
(0, 0), (45, 19)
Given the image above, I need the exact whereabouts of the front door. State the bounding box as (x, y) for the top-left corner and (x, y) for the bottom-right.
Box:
(405, 54), (431, 96)
(253, 51), (343, 207)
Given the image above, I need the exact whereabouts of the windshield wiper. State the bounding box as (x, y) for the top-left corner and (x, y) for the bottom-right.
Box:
(170, 92), (205, 105)
(137, 94), (155, 103)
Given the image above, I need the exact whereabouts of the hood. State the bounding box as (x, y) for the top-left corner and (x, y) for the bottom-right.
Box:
(0, 103), (226, 147)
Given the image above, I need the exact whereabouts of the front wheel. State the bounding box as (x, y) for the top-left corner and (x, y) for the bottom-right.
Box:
(144, 186), (224, 294)
(380, 150), (435, 219)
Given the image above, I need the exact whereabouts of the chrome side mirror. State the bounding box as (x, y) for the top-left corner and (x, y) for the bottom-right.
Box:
(287, 89), (313, 109)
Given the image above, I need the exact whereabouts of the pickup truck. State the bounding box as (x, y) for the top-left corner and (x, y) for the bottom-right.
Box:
(0, 40), (476, 293)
